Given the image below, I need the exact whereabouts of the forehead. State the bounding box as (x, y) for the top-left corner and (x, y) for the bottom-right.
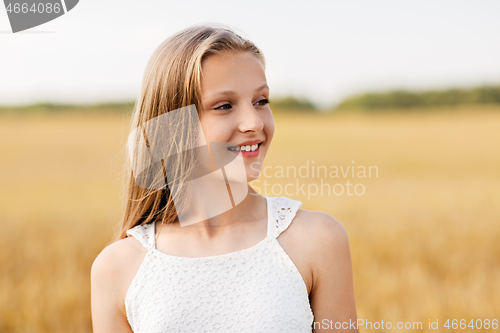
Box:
(200, 51), (267, 96)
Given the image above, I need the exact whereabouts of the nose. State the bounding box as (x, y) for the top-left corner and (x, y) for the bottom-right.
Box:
(237, 102), (264, 133)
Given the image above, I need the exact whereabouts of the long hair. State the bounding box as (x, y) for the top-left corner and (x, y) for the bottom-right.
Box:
(111, 23), (266, 243)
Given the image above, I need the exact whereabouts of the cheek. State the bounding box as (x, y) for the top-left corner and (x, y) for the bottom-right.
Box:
(263, 111), (275, 145)
(200, 115), (233, 144)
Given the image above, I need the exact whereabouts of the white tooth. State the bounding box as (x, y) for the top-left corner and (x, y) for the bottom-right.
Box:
(252, 144), (257, 151)
(240, 145), (246, 151)
(245, 145), (251, 151)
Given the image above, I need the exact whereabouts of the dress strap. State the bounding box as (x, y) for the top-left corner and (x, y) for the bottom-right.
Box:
(126, 222), (156, 251)
(267, 196), (303, 239)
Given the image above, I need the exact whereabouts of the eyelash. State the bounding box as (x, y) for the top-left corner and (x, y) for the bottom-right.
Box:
(215, 98), (270, 111)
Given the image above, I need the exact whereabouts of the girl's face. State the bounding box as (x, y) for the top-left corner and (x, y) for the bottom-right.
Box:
(199, 51), (274, 182)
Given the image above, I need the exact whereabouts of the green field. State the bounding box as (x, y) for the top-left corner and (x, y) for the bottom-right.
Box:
(1, 106), (499, 332)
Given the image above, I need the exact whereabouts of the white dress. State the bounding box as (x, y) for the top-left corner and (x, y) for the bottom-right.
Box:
(125, 195), (314, 332)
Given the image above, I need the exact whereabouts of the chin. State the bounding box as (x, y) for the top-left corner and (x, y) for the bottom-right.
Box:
(245, 167), (262, 182)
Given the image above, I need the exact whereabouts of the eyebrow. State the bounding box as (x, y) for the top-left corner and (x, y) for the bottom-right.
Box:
(208, 83), (269, 98)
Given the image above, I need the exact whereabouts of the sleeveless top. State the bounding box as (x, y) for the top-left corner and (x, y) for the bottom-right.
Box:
(124, 196), (314, 332)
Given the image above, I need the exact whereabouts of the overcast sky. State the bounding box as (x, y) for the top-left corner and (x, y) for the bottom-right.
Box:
(1, 0), (500, 108)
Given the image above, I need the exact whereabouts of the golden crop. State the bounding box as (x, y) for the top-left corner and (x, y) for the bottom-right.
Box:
(1, 106), (498, 332)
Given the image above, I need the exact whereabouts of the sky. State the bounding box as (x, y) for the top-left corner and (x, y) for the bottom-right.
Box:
(1, 0), (500, 108)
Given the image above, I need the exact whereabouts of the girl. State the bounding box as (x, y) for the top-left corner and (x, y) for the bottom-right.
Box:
(91, 23), (358, 332)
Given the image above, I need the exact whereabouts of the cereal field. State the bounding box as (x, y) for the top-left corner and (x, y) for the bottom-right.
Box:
(0, 106), (499, 332)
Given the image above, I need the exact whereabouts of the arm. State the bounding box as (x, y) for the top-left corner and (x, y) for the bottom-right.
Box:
(309, 213), (358, 332)
(90, 242), (135, 333)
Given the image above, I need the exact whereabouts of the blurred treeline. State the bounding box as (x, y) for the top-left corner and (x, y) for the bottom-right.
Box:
(2, 85), (500, 113)
(0, 101), (136, 115)
(336, 85), (500, 110)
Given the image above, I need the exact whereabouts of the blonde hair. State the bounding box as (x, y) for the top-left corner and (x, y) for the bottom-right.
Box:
(112, 23), (266, 243)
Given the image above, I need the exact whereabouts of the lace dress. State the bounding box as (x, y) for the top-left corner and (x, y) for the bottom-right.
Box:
(125, 196), (314, 332)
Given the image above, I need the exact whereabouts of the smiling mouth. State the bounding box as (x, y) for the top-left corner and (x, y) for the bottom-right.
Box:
(227, 142), (262, 152)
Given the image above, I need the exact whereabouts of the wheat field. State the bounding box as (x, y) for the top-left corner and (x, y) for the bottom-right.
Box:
(0, 106), (499, 332)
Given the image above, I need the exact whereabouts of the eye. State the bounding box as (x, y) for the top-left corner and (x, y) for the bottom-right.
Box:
(215, 103), (232, 110)
(255, 98), (270, 106)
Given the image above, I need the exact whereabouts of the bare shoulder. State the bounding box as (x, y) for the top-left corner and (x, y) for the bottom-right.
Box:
(292, 210), (358, 330)
(291, 208), (349, 248)
(91, 236), (147, 281)
(278, 207), (350, 297)
(90, 236), (148, 332)
(291, 209), (352, 280)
